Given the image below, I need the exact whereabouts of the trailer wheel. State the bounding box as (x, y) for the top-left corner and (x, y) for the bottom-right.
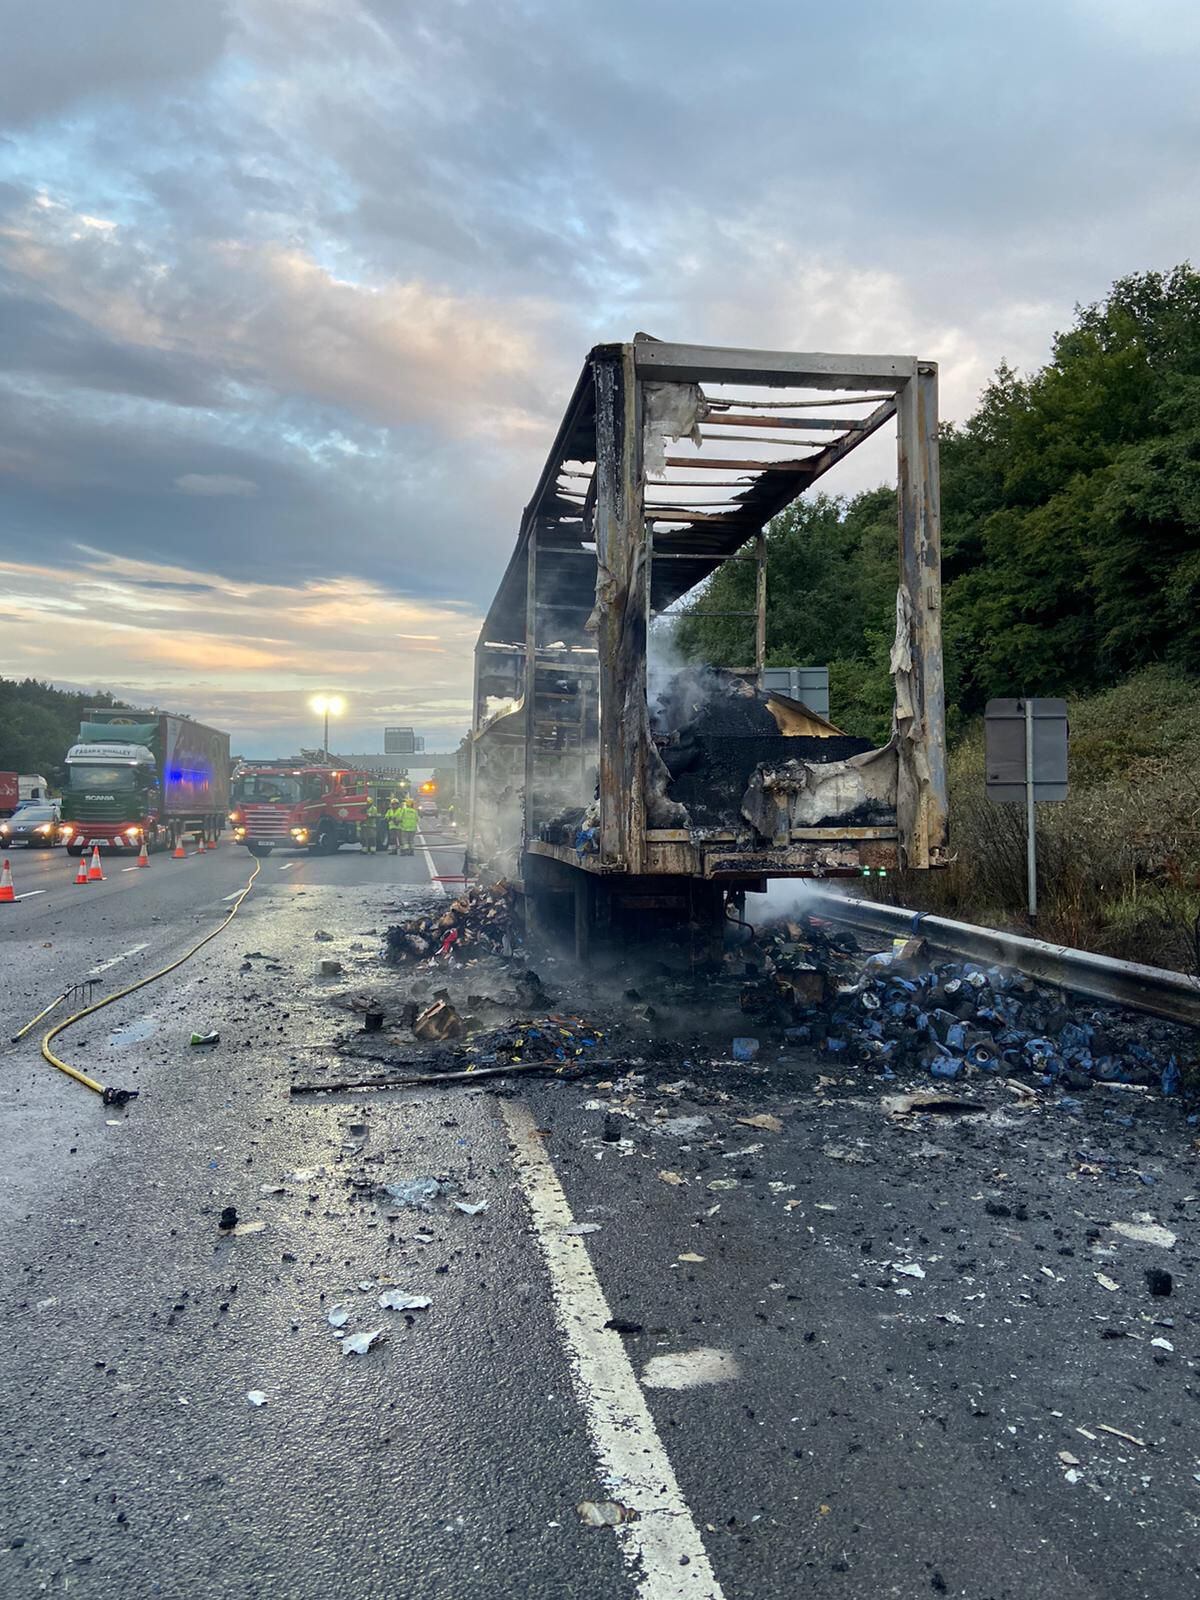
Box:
(247, 841), (273, 858)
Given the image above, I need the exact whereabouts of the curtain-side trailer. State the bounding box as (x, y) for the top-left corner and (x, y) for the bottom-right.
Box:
(469, 336), (947, 954)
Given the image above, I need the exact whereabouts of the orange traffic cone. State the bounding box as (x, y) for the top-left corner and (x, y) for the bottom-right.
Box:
(172, 836), (186, 859)
(137, 836), (150, 868)
(88, 845), (105, 881)
(74, 854), (89, 885)
(198, 838), (208, 853)
(0, 858), (14, 904)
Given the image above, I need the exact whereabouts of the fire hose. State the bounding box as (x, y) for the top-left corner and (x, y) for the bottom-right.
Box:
(14, 861), (261, 1106)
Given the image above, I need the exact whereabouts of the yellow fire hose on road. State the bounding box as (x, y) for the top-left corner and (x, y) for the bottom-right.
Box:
(18, 862), (261, 1107)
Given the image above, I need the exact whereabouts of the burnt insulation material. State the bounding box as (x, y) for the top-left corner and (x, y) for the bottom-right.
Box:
(651, 666), (780, 740)
(665, 733), (875, 826)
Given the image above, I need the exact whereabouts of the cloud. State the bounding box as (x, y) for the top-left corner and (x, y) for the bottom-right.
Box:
(0, 547), (480, 752)
(175, 473), (259, 496)
(0, 1), (232, 127)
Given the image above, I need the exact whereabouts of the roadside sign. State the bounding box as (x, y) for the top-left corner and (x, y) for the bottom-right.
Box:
(984, 698), (1068, 803)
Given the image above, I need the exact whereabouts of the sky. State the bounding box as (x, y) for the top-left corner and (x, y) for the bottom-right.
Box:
(1, 0), (1198, 754)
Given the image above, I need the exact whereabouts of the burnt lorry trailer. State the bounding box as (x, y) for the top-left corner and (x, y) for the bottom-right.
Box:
(468, 337), (948, 952)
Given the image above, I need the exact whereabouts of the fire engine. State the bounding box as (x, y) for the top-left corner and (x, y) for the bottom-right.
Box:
(229, 761), (370, 857)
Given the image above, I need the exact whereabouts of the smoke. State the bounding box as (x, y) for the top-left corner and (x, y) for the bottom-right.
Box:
(647, 619), (690, 715)
(745, 877), (825, 925)
(647, 619), (755, 736)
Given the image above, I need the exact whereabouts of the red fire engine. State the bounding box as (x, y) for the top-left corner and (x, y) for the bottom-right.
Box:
(229, 761), (370, 857)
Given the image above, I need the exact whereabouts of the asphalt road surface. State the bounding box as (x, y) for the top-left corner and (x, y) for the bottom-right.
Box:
(1, 831), (1198, 1599)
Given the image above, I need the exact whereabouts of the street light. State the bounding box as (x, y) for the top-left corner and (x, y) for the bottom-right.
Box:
(309, 694), (346, 759)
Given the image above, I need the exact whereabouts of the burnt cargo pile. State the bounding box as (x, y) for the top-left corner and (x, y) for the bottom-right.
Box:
(748, 917), (1195, 1094)
(385, 884), (519, 964)
(652, 667), (873, 828)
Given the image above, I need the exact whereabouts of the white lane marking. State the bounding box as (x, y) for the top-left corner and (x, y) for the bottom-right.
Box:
(416, 830), (447, 897)
(279, 862), (298, 871)
(89, 941), (150, 976)
(14, 889), (47, 900)
(500, 1100), (725, 1599)
(121, 866), (140, 873)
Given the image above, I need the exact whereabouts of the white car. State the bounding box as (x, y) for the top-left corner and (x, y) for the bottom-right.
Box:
(0, 800), (62, 847)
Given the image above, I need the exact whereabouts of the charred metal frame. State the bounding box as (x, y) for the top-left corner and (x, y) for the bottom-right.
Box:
(471, 336), (948, 904)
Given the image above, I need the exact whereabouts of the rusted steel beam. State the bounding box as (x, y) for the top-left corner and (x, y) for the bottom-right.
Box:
(895, 367), (948, 868)
(707, 393), (893, 409)
(573, 467), (756, 488)
(754, 531), (767, 676)
(645, 509), (757, 524)
(647, 550), (758, 561)
(696, 432), (833, 447)
(523, 526), (539, 838)
(663, 455), (814, 472)
(704, 413), (862, 432)
(593, 346), (647, 868)
(802, 396), (897, 485)
(634, 340), (917, 390)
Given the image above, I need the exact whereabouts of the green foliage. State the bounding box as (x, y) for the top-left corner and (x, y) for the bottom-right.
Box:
(676, 264), (1200, 729)
(0, 679), (132, 790)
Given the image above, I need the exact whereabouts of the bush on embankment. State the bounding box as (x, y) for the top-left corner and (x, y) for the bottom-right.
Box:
(887, 668), (1200, 975)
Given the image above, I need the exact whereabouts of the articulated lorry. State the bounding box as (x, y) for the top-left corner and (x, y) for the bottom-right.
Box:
(0, 773), (51, 816)
(59, 710), (231, 855)
(469, 335), (948, 954)
(229, 760), (371, 856)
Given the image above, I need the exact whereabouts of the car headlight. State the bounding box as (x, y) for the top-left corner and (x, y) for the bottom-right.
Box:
(35, 824), (52, 834)
(125, 826), (141, 837)
(59, 825), (74, 838)
(0, 824), (9, 835)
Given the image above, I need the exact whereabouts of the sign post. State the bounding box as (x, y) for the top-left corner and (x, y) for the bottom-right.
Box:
(1024, 699), (1037, 920)
(984, 698), (1069, 923)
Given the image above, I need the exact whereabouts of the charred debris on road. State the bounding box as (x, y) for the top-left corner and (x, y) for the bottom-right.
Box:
(292, 884), (1198, 1109)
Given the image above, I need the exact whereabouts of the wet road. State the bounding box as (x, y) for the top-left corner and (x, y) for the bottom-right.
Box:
(2, 834), (1198, 1599)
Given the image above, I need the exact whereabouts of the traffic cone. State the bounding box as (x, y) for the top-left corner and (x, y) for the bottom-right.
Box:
(172, 836), (186, 859)
(0, 858), (14, 904)
(88, 845), (105, 881)
(137, 836), (150, 868)
(74, 854), (89, 885)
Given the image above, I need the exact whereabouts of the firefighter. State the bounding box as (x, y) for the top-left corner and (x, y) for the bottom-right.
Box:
(362, 796), (379, 852)
(385, 796), (404, 854)
(399, 796), (420, 856)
